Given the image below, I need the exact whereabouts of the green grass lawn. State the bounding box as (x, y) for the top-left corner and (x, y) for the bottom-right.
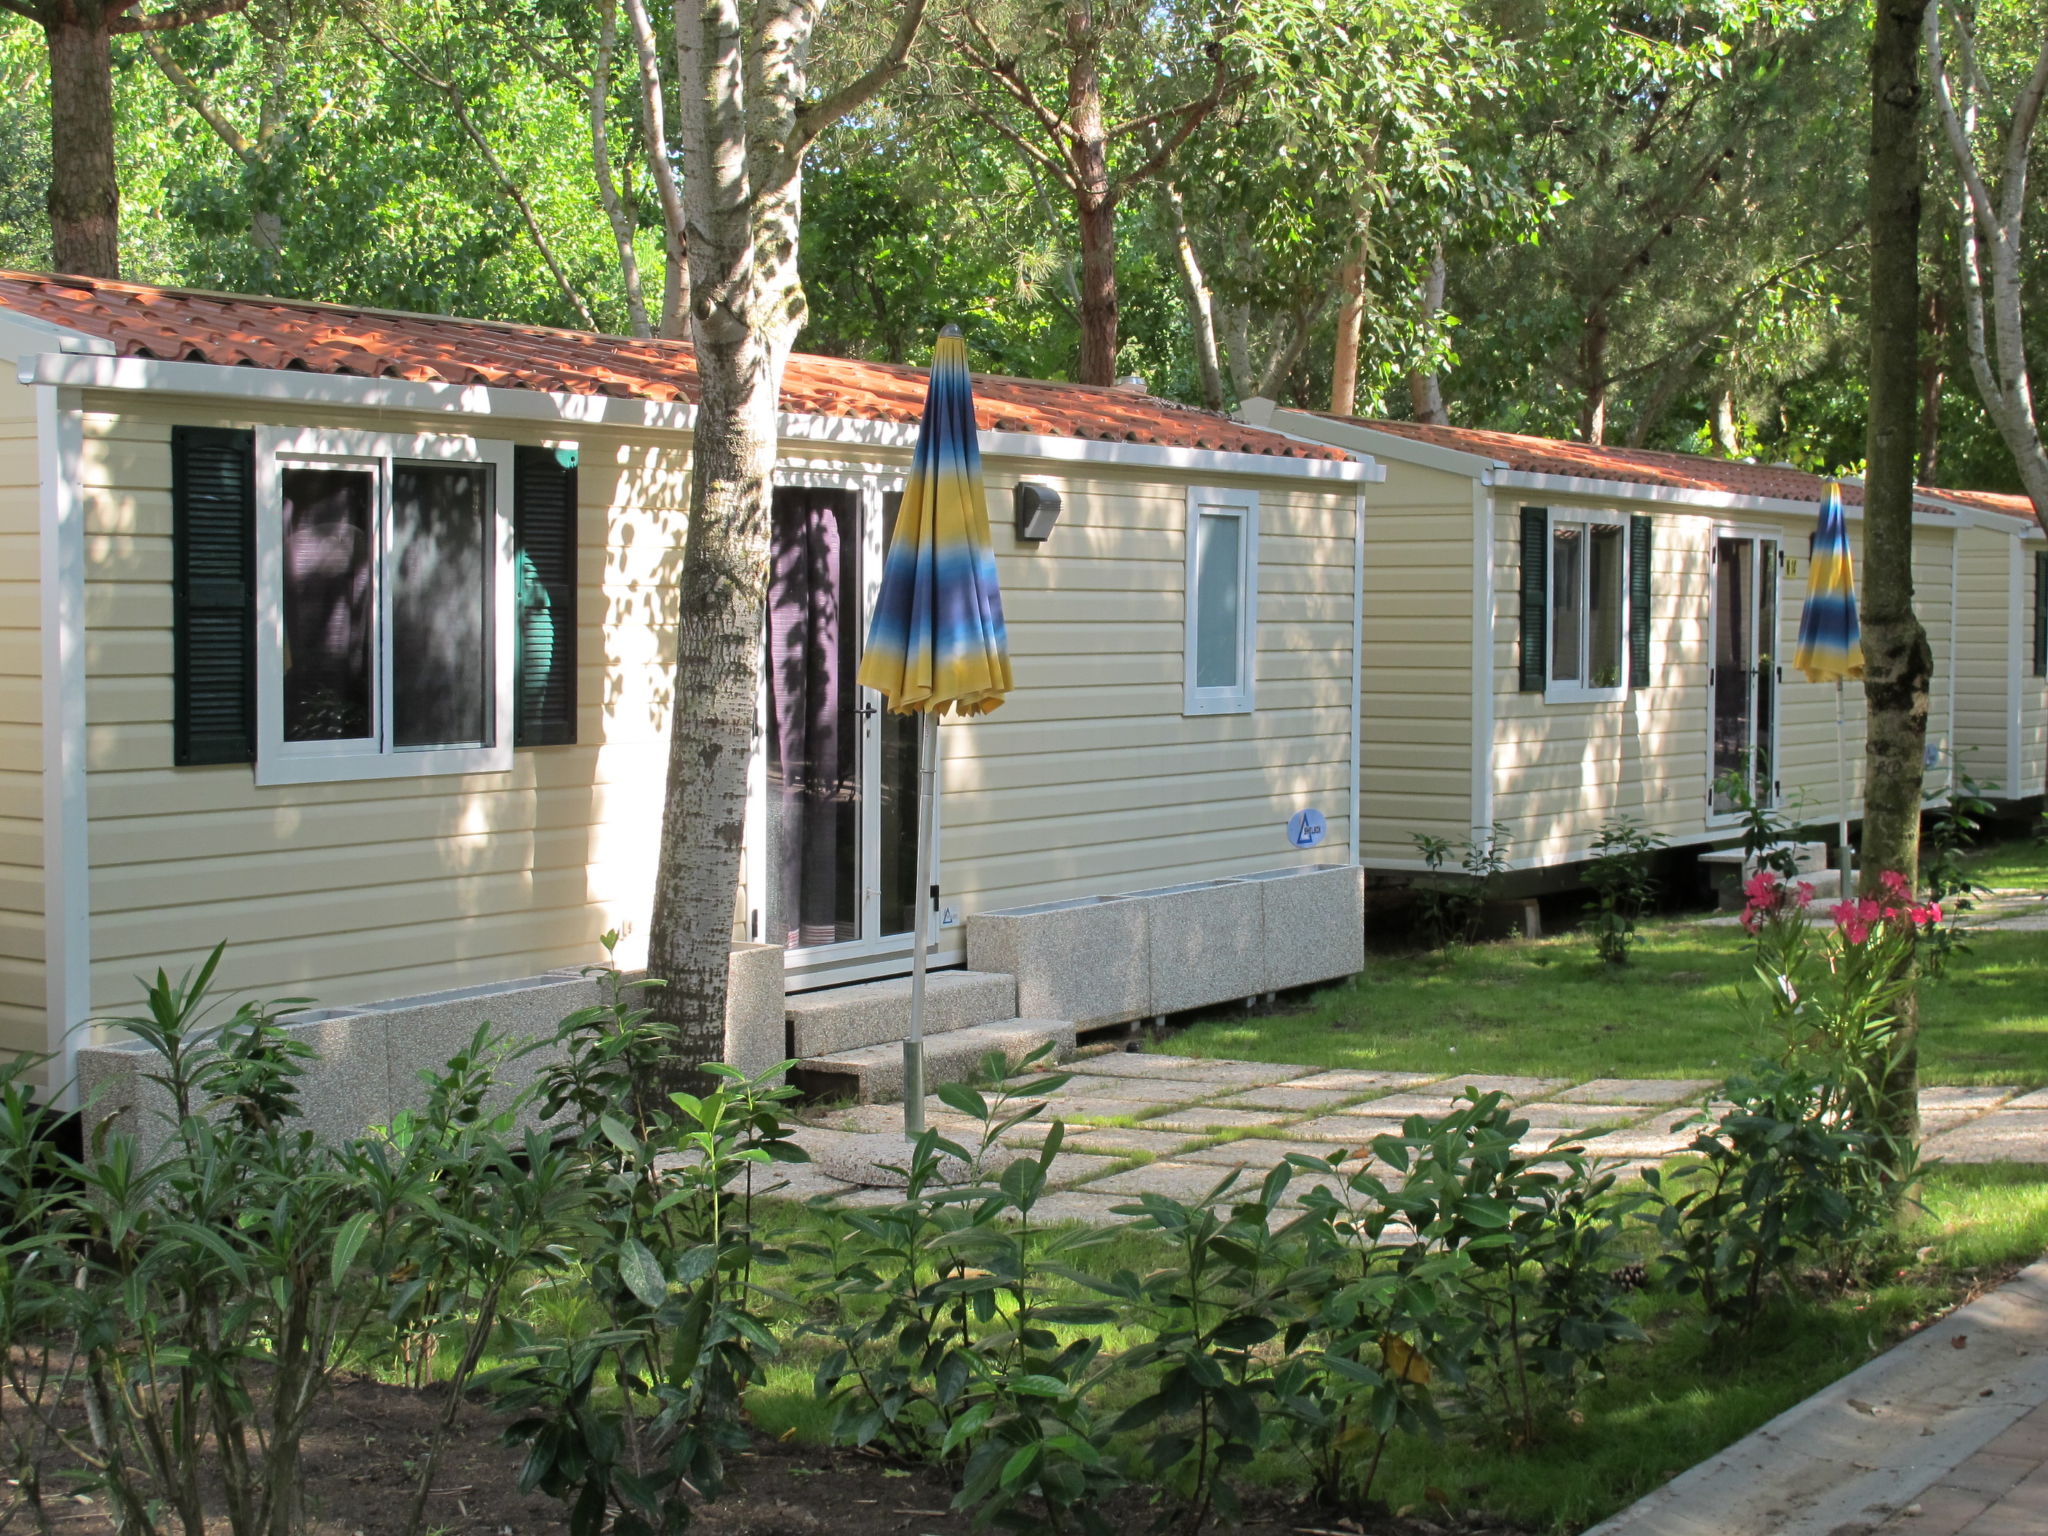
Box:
(1169, 841), (2048, 1084)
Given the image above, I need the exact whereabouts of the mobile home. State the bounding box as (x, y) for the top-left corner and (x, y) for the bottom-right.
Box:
(0, 273), (1372, 1120)
(1241, 403), (1962, 876)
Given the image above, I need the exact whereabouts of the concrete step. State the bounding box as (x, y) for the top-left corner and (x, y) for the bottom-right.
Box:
(786, 969), (1019, 1057)
(790, 1018), (1076, 1104)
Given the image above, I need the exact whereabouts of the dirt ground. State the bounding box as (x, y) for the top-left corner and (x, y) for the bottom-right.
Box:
(9, 1371), (1531, 1536)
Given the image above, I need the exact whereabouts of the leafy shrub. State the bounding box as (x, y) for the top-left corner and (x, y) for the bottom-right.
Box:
(1585, 818), (1664, 964)
(1411, 822), (1511, 949)
(1646, 1065), (1890, 1336)
(1921, 769), (1995, 978)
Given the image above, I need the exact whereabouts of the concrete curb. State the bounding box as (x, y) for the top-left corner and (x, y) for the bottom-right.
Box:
(1583, 1256), (2048, 1536)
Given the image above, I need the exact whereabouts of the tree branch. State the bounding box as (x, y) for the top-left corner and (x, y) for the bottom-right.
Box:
(0, 1), (44, 24)
(620, 0), (687, 336)
(963, 103), (1077, 188)
(137, 31), (257, 163)
(110, 0), (249, 36)
(591, 0), (652, 337)
(792, 0), (929, 152)
(1108, 66), (1233, 203)
(949, 14), (1078, 156)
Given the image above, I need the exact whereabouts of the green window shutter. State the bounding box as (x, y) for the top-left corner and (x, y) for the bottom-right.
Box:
(171, 426), (256, 766)
(1519, 506), (1547, 692)
(513, 445), (579, 747)
(1629, 515), (1653, 689)
(2035, 551), (2047, 678)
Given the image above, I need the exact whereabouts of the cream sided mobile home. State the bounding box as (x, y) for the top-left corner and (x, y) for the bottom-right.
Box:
(1924, 487), (2047, 806)
(0, 273), (1372, 1119)
(1243, 403), (1966, 876)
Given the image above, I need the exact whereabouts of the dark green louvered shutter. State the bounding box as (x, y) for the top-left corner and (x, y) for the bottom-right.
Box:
(1628, 515), (1653, 690)
(1518, 506), (1547, 692)
(2035, 551), (2047, 678)
(171, 426), (256, 766)
(513, 445), (579, 746)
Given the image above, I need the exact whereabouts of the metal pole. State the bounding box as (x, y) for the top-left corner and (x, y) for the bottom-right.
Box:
(903, 708), (939, 1138)
(1836, 679), (1853, 896)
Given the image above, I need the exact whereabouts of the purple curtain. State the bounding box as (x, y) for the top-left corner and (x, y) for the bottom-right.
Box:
(767, 489), (859, 949)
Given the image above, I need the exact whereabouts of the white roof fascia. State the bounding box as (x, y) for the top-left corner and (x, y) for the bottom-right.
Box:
(1490, 468), (1960, 530)
(1252, 403), (1500, 479)
(0, 312), (116, 366)
(20, 350), (1374, 484)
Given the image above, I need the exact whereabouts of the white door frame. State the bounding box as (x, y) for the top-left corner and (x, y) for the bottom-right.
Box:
(750, 465), (923, 987)
(1707, 524), (1783, 822)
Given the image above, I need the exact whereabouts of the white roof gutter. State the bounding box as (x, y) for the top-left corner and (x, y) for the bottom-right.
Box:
(18, 349), (1376, 483)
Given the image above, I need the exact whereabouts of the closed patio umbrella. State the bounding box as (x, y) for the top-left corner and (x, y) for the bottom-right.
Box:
(857, 325), (1011, 1137)
(1793, 479), (1865, 890)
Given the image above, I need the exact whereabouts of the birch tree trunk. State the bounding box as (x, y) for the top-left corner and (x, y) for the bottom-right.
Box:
(643, 0), (927, 1089)
(1162, 181), (1224, 411)
(1926, 3), (2048, 529)
(1407, 245), (1448, 425)
(1862, 0), (1935, 1160)
(1328, 237), (1367, 418)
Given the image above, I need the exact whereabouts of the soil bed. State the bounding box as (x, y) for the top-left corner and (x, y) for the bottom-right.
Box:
(13, 1370), (1530, 1536)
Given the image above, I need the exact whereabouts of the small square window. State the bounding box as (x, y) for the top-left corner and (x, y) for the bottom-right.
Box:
(256, 428), (515, 785)
(1184, 487), (1258, 715)
(1547, 512), (1628, 700)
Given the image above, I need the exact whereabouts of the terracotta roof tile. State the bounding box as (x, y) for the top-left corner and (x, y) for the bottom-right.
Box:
(1924, 484), (2039, 526)
(0, 271), (1344, 461)
(1320, 416), (2010, 518)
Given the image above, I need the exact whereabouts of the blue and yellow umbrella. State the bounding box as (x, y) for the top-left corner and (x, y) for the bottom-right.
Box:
(857, 326), (1011, 1134)
(1793, 480), (1864, 683)
(858, 326), (1012, 715)
(1793, 479), (1863, 889)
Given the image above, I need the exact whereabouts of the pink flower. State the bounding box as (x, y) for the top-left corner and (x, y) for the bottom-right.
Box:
(1832, 898), (1879, 945)
(1744, 870), (1781, 904)
(1909, 901), (1942, 928)
(1880, 870), (1911, 899)
(1795, 882), (1816, 907)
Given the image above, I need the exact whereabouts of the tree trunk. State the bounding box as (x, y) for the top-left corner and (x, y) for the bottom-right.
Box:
(1067, 7), (1118, 385)
(1328, 237), (1367, 418)
(645, 0), (775, 1087)
(1577, 307), (1610, 443)
(1917, 288), (1945, 482)
(1712, 387), (1739, 456)
(591, 0), (653, 338)
(1407, 245), (1448, 425)
(1862, 0), (1935, 1159)
(45, 6), (121, 277)
(1162, 181), (1224, 411)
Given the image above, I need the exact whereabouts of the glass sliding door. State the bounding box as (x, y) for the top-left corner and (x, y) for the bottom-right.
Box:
(764, 483), (921, 958)
(1711, 534), (1781, 815)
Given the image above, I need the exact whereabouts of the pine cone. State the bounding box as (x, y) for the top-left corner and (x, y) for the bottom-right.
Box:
(1615, 1261), (1648, 1292)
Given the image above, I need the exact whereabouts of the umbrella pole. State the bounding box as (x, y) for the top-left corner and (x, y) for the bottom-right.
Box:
(903, 708), (939, 1139)
(1836, 679), (1853, 896)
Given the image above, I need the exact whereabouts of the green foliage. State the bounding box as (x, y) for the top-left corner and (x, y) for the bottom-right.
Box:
(1585, 819), (1665, 965)
(1646, 1065), (1890, 1336)
(1921, 770), (1996, 978)
(1410, 821), (1510, 949)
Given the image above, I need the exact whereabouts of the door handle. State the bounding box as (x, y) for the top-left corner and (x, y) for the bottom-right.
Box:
(856, 701), (879, 722)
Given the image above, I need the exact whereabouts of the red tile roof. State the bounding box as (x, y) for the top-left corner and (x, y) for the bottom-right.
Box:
(1924, 485), (2040, 527)
(0, 271), (1344, 461)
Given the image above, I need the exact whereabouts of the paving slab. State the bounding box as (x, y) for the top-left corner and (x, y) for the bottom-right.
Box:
(1066, 1053), (1322, 1088)
(1431, 1073), (1574, 1099)
(1084, 1160), (1278, 1203)
(1926, 1111), (2048, 1164)
(1177, 1137), (1367, 1168)
(1517, 1102), (1659, 1128)
(1924, 1086), (2024, 1111)
(1022, 1191), (1135, 1228)
(1287, 1069), (1444, 1093)
(1323, 1091), (1485, 1118)
(1057, 1095), (1199, 1123)
(1215, 1084), (1371, 1111)
(1141, 1104), (1303, 1133)
(1583, 1255), (2048, 1536)
(1555, 1078), (1718, 1104)
(1285, 1115), (1410, 1144)
(1041, 1152), (1126, 1189)
(1057, 1125), (1206, 1157)
(1995, 1087), (2048, 1110)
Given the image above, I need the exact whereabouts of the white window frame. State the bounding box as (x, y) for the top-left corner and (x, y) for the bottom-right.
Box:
(1543, 506), (1630, 704)
(253, 426), (516, 786)
(1183, 485), (1260, 716)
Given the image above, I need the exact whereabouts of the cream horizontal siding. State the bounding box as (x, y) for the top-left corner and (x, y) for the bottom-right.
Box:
(1356, 457), (1475, 863)
(0, 369), (41, 1060)
(940, 463), (1358, 912)
(67, 392), (1358, 1030)
(1947, 526), (2010, 795)
(75, 397), (683, 1027)
(2022, 544), (2048, 800)
(1483, 496), (1965, 865)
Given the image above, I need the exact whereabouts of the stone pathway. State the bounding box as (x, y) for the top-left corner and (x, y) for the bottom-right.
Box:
(1584, 1255), (2048, 1536)
(769, 1051), (2048, 1220)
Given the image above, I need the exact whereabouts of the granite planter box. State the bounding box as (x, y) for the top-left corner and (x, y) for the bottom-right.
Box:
(966, 894), (1151, 1028)
(967, 864), (1364, 1029)
(1238, 863), (1366, 992)
(1132, 879), (1267, 1015)
(79, 944), (787, 1159)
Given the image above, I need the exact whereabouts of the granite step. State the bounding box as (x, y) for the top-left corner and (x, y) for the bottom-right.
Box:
(790, 1018), (1077, 1104)
(786, 969), (1019, 1057)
